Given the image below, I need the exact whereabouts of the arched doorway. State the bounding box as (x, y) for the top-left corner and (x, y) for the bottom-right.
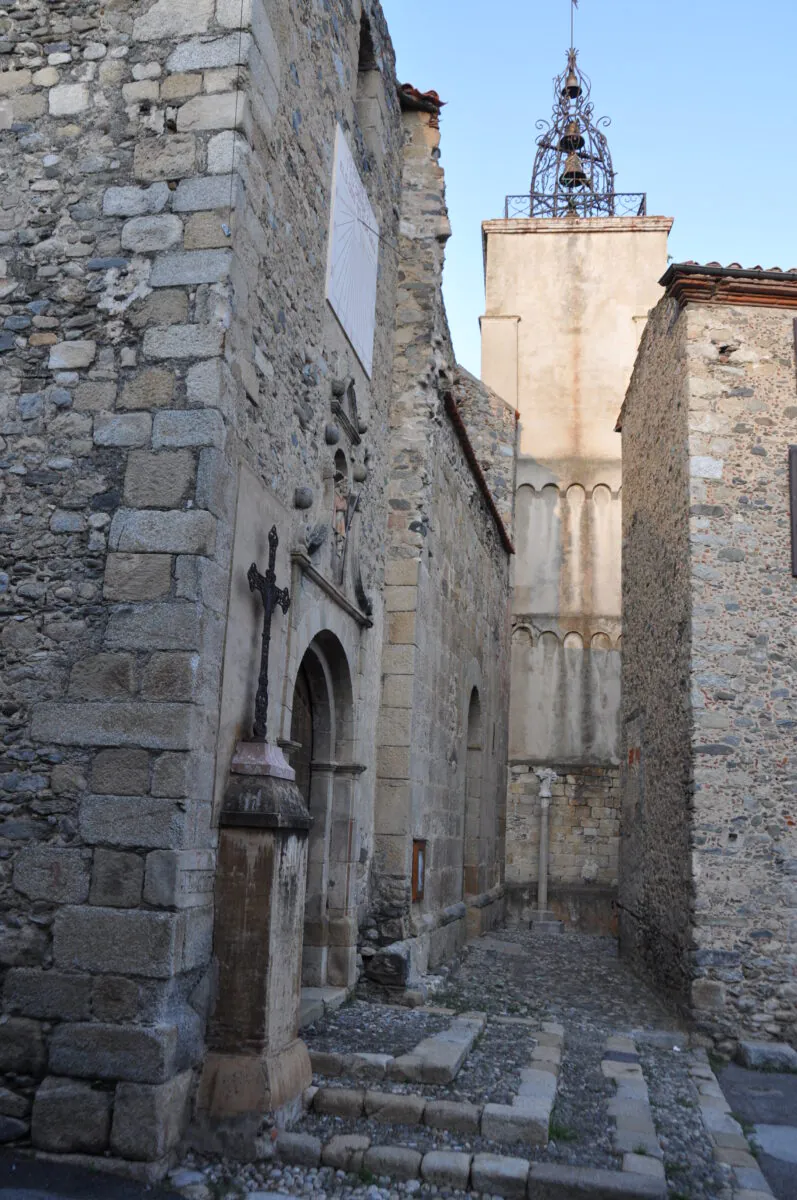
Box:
(291, 663), (314, 806)
(463, 687), (483, 899)
(288, 632), (358, 989)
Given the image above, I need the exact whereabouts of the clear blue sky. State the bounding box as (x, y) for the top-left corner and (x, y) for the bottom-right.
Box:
(381, 0), (797, 375)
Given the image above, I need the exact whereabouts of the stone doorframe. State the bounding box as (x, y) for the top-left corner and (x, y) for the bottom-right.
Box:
(287, 630), (362, 990)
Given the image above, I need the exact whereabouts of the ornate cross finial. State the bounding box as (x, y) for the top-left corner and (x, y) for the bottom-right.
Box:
(247, 526), (291, 742)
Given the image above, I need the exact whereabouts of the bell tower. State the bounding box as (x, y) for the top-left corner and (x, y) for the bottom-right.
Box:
(482, 11), (673, 928)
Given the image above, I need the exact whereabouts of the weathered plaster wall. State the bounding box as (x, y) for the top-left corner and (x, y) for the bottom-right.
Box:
(481, 217), (672, 461)
(482, 218), (671, 909)
(367, 103), (513, 983)
(0, 0), (403, 1167)
(622, 287), (797, 1047)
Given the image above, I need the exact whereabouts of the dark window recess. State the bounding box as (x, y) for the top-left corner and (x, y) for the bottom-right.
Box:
(358, 13), (377, 75)
(412, 839), (427, 903)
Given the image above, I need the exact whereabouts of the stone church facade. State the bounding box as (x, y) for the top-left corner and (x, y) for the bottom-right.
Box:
(0, 0), (515, 1170)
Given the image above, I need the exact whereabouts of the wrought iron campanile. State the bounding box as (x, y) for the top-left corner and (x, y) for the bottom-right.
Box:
(505, 28), (646, 220)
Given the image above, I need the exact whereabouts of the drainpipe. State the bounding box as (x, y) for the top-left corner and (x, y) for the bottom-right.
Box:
(533, 768), (562, 932)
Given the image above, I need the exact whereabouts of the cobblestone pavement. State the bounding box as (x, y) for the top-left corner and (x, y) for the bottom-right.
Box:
(174, 930), (731, 1200)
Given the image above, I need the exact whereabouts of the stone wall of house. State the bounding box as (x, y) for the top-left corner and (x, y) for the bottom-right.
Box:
(621, 276), (797, 1048)
(366, 100), (513, 983)
(619, 295), (694, 1015)
(0, 0), (404, 1169)
(453, 365), (518, 533)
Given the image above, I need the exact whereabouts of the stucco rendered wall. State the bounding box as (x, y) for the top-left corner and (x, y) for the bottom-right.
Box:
(0, 0), (404, 1167)
(483, 217), (671, 903)
(622, 288), (797, 1048)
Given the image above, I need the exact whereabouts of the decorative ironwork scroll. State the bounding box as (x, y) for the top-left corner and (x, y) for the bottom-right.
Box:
(248, 526), (291, 741)
(505, 45), (645, 220)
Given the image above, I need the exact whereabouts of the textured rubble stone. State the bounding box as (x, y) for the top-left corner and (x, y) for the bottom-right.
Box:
(48, 341), (96, 370)
(49, 84), (90, 116)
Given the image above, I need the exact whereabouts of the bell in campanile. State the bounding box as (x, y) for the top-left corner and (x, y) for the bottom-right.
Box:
(562, 69), (582, 99)
(560, 151), (588, 189)
(558, 120), (585, 152)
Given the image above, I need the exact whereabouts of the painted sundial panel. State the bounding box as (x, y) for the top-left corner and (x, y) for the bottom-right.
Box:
(325, 125), (379, 378)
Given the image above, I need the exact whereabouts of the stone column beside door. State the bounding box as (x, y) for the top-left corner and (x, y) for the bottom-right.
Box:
(194, 769), (312, 1155)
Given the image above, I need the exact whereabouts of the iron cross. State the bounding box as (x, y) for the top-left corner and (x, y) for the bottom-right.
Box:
(247, 526), (291, 742)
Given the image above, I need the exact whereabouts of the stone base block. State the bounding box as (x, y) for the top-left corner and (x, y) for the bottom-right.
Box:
(111, 1070), (193, 1160)
(35, 1150), (173, 1184)
(31, 1077), (112, 1155)
(196, 1039), (311, 1122)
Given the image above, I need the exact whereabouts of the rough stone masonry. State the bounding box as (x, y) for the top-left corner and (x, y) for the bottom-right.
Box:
(620, 263), (797, 1051)
(0, 0), (516, 1173)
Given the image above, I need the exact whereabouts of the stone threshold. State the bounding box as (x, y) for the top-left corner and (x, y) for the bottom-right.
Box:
(277, 1132), (666, 1198)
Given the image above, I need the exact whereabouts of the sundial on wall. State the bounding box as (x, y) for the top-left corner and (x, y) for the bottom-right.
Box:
(325, 126), (379, 378)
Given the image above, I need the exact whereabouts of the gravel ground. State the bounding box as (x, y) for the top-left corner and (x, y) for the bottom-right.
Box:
(640, 1046), (727, 1200)
(173, 1154), (478, 1200)
(175, 929), (719, 1197)
(304, 1002), (451, 1057)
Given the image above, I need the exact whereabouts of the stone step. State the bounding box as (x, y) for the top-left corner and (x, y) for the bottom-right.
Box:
(276, 1133), (667, 1199)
